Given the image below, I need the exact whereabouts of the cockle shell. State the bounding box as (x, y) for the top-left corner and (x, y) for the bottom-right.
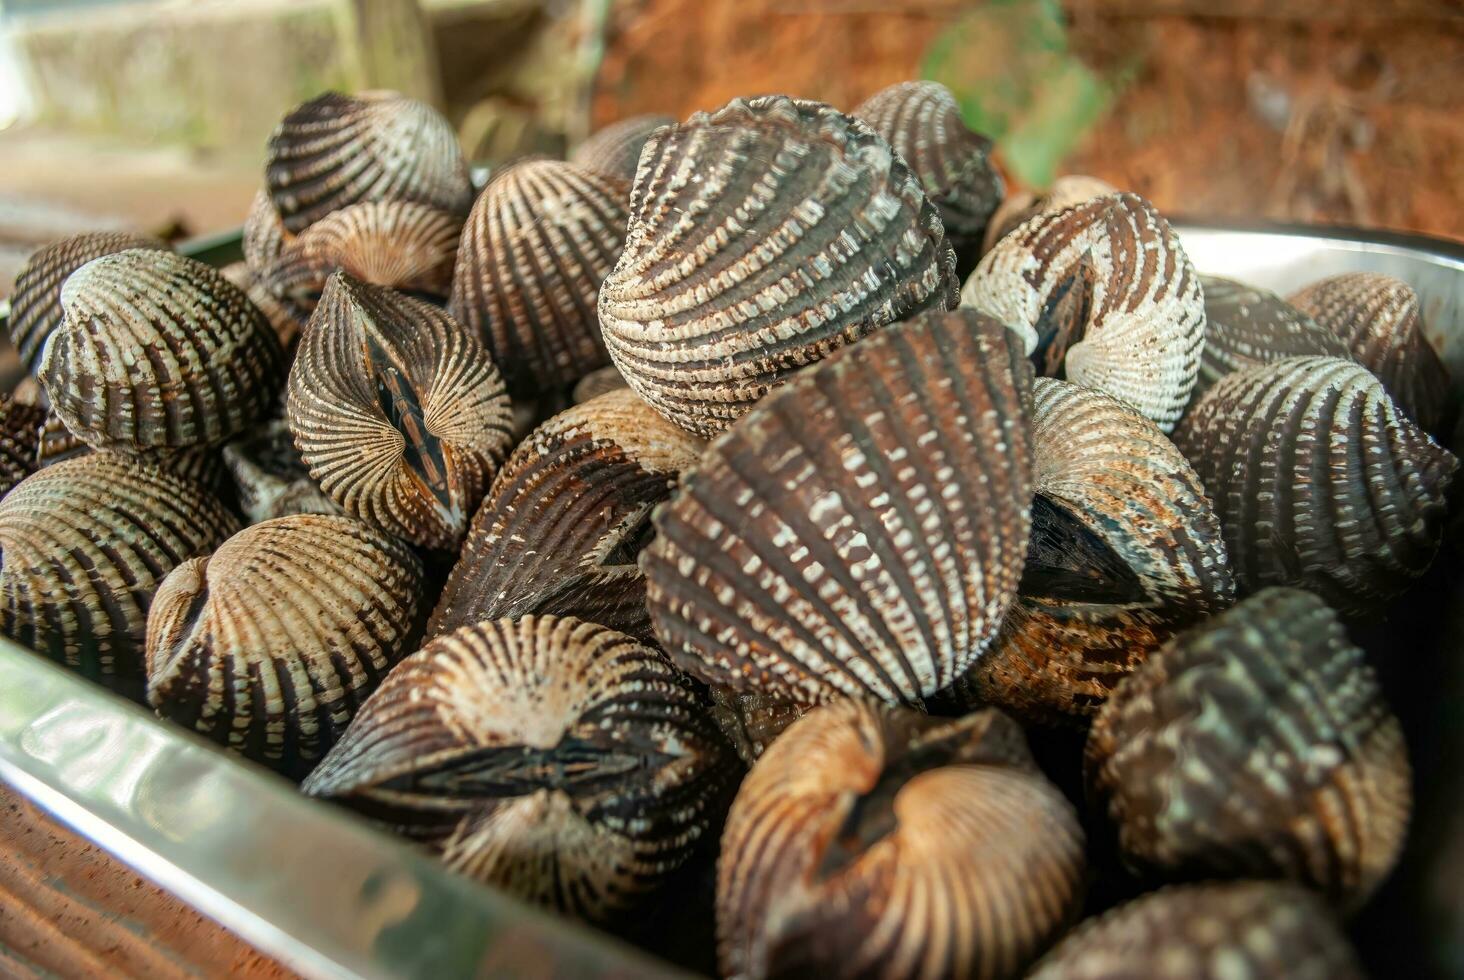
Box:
(220, 260), (305, 352)
(34, 410), (88, 469)
(706, 688), (814, 766)
(1196, 275), (1348, 398)
(39, 249), (286, 453)
(1086, 588), (1411, 910)
(265, 90), (473, 234)
(7, 232), (170, 376)
(242, 188), (292, 270)
(953, 378), (1233, 724)
(33, 409), (220, 489)
(0, 396), (45, 499)
(220, 419), (340, 524)
(1029, 881), (1363, 980)
(717, 701), (1085, 980)
(571, 364), (629, 404)
(1288, 272), (1451, 433)
(286, 272), (514, 550)
(599, 94), (960, 437)
(302, 615), (738, 922)
(1173, 356), (1456, 613)
(571, 114), (675, 183)
(429, 388), (703, 642)
(0, 453), (237, 700)
(962, 192), (1205, 433)
(645, 308), (1033, 705)
(448, 159), (629, 393)
(981, 174), (1116, 256)
(146, 514), (426, 778)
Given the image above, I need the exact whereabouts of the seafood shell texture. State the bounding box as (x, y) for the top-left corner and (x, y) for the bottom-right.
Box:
(981, 174), (1117, 256)
(571, 113), (675, 183)
(0, 396), (45, 499)
(1196, 275), (1349, 397)
(221, 419), (340, 524)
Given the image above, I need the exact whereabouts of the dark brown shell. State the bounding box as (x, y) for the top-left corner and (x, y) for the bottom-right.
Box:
(571, 364), (629, 404)
(707, 687), (814, 766)
(302, 615), (738, 922)
(448, 159), (629, 394)
(1196, 275), (1349, 398)
(717, 701), (1085, 980)
(220, 419), (340, 524)
(285, 272), (514, 550)
(645, 308), (1033, 705)
(571, 114), (675, 183)
(0, 396), (45, 499)
(33, 410), (220, 490)
(980, 174), (1116, 256)
(1086, 588), (1411, 910)
(428, 388), (702, 643)
(1173, 356), (1456, 613)
(599, 94), (960, 437)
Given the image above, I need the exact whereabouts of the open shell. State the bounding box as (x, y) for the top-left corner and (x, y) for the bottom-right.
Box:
(0, 396), (45, 499)
(981, 174), (1116, 256)
(1196, 275), (1349, 398)
(571, 114), (675, 183)
(221, 419), (340, 524)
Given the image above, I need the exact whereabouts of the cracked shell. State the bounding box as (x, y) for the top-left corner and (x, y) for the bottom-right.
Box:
(571, 113), (675, 183)
(1196, 275), (1349, 398)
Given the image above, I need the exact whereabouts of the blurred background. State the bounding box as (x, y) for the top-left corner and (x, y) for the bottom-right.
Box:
(1, 0), (1460, 293)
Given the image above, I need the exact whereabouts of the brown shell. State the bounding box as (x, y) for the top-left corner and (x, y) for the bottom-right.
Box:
(1196, 275), (1349, 398)
(219, 260), (304, 353)
(707, 687), (814, 766)
(428, 388), (703, 643)
(146, 514), (426, 778)
(981, 174), (1116, 256)
(599, 94), (960, 437)
(39, 249), (286, 453)
(1288, 272), (1451, 433)
(0, 453), (238, 700)
(242, 189), (292, 271)
(7, 232), (170, 376)
(963, 192), (1205, 433)
(448, 159), (629, 393)
(0, 397), (45, 499)
(645, 308), (1033, 705)
(717, 701), (1085, 980)
(1029, 881), (1363, 980)
(571, 364), (629, 404)
(32, 410), (220, 491)
(34, 410), (88, 469)
(1086, 587), (1411, 910)
(285, 272), (514, 550)
(220, 419), (340, 524)
(571, 113), (675, 183)
(302, 615), (738, 922)
(264, 90), (473, 234)
(1173, 356), (1456, 613)
(952, 378), (1233, 724)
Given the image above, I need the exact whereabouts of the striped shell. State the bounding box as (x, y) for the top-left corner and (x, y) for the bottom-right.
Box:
(35, 410), (88, 469)
(32, 410), (220, 489)
(7, 232), (170, 376)
(265, 90), (473, 234)
(645, 308), (1033, 705)
(221, 419), (340, 524)
(571, 364), (629, 404)
(285, 273), (514, 550)
(571, 114), (675, 183)
(429, 388), (703, 643)
(242, 188), (291, 270)
(1288, 272), (1451, 433)
(981, 174), (1116, 256)
(39, 249), (286, 453)
(1029, 881), (1362, 980)
(146, 514), (426, 778)
(448, 159), (629, 393)
(1196, 275), (1349, 398)
(302, 615), (738, 921)
(963, 192), (1205, 432)
(954, 379), (1233, 724)
(1173, 356), (1456, 613)
(1086, 587), (1411, 910)
(0, 396), (45, 499)
(599, 94), (960, 437)
(220, 260), (305, 352)
(0, 453), (238, 700)
(708, 688), (813, 766)
(717, 701), (1085, 980)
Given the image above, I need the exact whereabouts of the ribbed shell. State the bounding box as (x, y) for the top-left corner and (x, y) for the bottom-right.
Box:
(448, 159), (629, 393)
(35, 410), (88, 469)
(302, 615), (738, 921)
(708, 687), (814, 766)
(571, 114), (675, 183)
(285, 273), (514, 550)
(7, 231), (170, 376)
(1172, 356), (1456, 613)
(39, 249), (286, 453)
(717, 701), (1085, 980)
(0, 453), (238, 700)
(963, 192), (1205, 432)
(645, 308), (1033, 705)
(1288, 272), (1451, 433)
(1086, 588), (1411, 910)
(1029, 881), (1363, 980)
(219, 260), (303, 352)
(0, 396), (45, 499)
(145, 514), (425, 778)
(1196, 275), (1348, 398)
(265, 90), (473, 234)
(599, 94), (960, 437)
(955, 379), (1233, 724)
(242, 189), (291, 270)
(31, 409), (221, 490)
(429, 388), (703, 643)
(571, 364), (629, 404)
(221, 419), (340, 524)
(981, 174), (1116, 256)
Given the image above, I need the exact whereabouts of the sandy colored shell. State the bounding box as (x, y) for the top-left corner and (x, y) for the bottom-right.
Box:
(953, 378), (1233, 724)
(0, 397), (45, 499)
(981, 174), (1116, 256)
(448, 159), (629, 393)
(429, 388), (703, 643)
(286, 272), (514, 550)
(1029, 881), (1362, 980)
(718, 701), (1085, 980)
(1173, 356), (1456, 613)
(221, 419), (340, 524)
(599, 94), (960, 437)
(1086, 588), (1411, 910)
(1196, 275), (1349, 398)
(571, 113), (675, 183)
(265, 90), (473, 234)
(963, 192), (1205, 432)
(146, 514), (426, 778)
(0, 453), (238, 700)
(571, 364), (629, 404)
(645, 308), (1033, 705)
(302, 615), (738, 921)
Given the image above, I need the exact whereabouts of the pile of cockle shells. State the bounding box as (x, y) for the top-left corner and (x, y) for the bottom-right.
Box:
(2, 80), (1454, 978)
